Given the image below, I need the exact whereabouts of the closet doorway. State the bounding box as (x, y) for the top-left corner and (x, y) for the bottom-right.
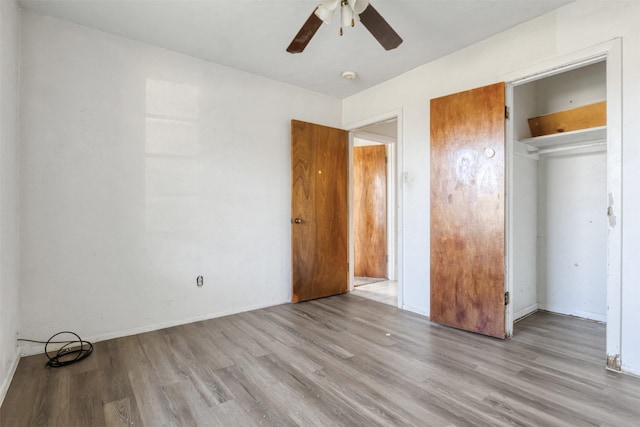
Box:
(506, 39), (622, 370)
(510, 61), (607, 324)
(350, 119), (398, 307)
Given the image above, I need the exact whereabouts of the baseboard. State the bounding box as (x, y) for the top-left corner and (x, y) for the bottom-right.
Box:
(514, 303), (539, 321)
(20, 298), (290, 357)
(538, 304), (606, 323)
(620, 364), (640, 378)
(0, 353), (20, 408)
(401, 304), (430, 319)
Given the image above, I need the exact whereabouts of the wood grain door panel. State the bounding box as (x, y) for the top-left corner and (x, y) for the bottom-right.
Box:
(291, 120), (348, 302)
(430, 83), (506, 339)
(354, 145), (387, 278)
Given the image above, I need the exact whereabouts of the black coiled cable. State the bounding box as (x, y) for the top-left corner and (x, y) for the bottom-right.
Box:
(18, 331), (93, 368)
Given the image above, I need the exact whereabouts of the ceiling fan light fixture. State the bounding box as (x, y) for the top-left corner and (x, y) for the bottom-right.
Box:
(348, 0), (370, 15)
(324, 0), (341, 11)
(314, 4), (335, 25)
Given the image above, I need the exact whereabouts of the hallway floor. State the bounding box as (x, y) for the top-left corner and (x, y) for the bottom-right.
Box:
(352, 279), (397, 306)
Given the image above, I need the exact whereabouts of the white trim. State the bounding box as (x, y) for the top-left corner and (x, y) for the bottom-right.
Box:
(348, 131), (355, 292)
(351, 131), (398, 281)
(529, 141), (606, 155)
(514, 303), (539, 321)
(499, 39), (620, 84)
(0, 352), (20, 407)
(353, 131), (397, 145)
(620, 364), (640, 378)
(387, 144), (397, 280)
(344, 110), (403, 132)
(605, 38), (623, 367)
(505, 84), (515, 338)
(344, 109), (404, 308)
(396, 112), (403, 308)
(538, 305), (606, 323)
(503, 38), (622, 369)
(402, 304), (430, 318)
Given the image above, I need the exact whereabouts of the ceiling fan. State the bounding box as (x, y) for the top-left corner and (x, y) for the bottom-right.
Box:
(287, 0), (403, 54)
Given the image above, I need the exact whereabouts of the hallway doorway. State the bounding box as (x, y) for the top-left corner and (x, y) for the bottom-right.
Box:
(351, 118), (398, 307)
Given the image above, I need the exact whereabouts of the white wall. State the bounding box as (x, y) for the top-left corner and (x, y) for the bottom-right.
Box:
(342, 0), (640, 373)
(512, 83), (539, 320)
(512, 153), (538, 320)
(534, 61), (606, 115)
(18, 11), (341, 351)
(0, 0), (20, 405)
(538, 150), (607, 321)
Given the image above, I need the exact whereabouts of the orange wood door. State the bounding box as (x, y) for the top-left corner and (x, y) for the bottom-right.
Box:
(430, 82), (506, 339)
(354, 145), (387, 278)
(291, 120), (348, 302)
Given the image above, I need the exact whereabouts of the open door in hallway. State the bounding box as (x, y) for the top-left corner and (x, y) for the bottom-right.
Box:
(430, 83), (506, 339)
(291, 120), (348, 302)
(354, 144), (387, 279)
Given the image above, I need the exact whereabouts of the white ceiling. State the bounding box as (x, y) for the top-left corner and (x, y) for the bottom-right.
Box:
(359, 118), (397, 138)
(17, 0), (574, 99)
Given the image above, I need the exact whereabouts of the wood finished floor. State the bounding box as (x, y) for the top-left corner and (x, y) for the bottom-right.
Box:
(2, 294), (640, 426)
(352, 280), (397, 306)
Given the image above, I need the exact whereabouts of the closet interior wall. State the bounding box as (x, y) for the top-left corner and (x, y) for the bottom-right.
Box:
(512, 61), (607, 323)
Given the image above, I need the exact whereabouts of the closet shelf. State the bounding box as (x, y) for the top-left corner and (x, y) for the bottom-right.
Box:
(519, 126), (606, 150)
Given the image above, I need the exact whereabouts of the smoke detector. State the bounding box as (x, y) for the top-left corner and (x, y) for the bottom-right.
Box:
(342, 70), (357, 80)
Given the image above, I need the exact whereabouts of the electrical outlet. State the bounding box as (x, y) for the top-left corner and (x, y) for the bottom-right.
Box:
(45, 342), (67, 353)
(50, 343), (83, 354)
(196, 276), (204, 287)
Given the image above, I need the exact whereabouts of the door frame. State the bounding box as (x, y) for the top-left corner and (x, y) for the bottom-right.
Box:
(344, 110), (403, 308)
(501, 39), (622, 370)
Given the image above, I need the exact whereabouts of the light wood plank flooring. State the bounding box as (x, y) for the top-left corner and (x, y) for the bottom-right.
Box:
(352, 280), (398, 306)
(2, 294), (640, 426)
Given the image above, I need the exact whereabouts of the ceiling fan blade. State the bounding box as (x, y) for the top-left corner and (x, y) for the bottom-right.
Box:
(358, 3), (403, 51)
(287, 10), (323, 54)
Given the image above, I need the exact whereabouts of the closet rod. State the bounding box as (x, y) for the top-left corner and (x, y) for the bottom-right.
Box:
(528, 140), (606, 155)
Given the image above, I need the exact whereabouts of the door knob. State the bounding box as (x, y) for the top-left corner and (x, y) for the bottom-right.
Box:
(293, 218), (304, 224)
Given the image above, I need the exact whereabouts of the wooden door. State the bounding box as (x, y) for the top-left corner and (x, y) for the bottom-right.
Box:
(291, 120), (348, 302)
(354, 145), (387, 278)
(430, 82), (506, 339)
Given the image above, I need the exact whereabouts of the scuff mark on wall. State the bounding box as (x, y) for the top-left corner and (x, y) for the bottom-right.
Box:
(608, 193), (617, 228)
